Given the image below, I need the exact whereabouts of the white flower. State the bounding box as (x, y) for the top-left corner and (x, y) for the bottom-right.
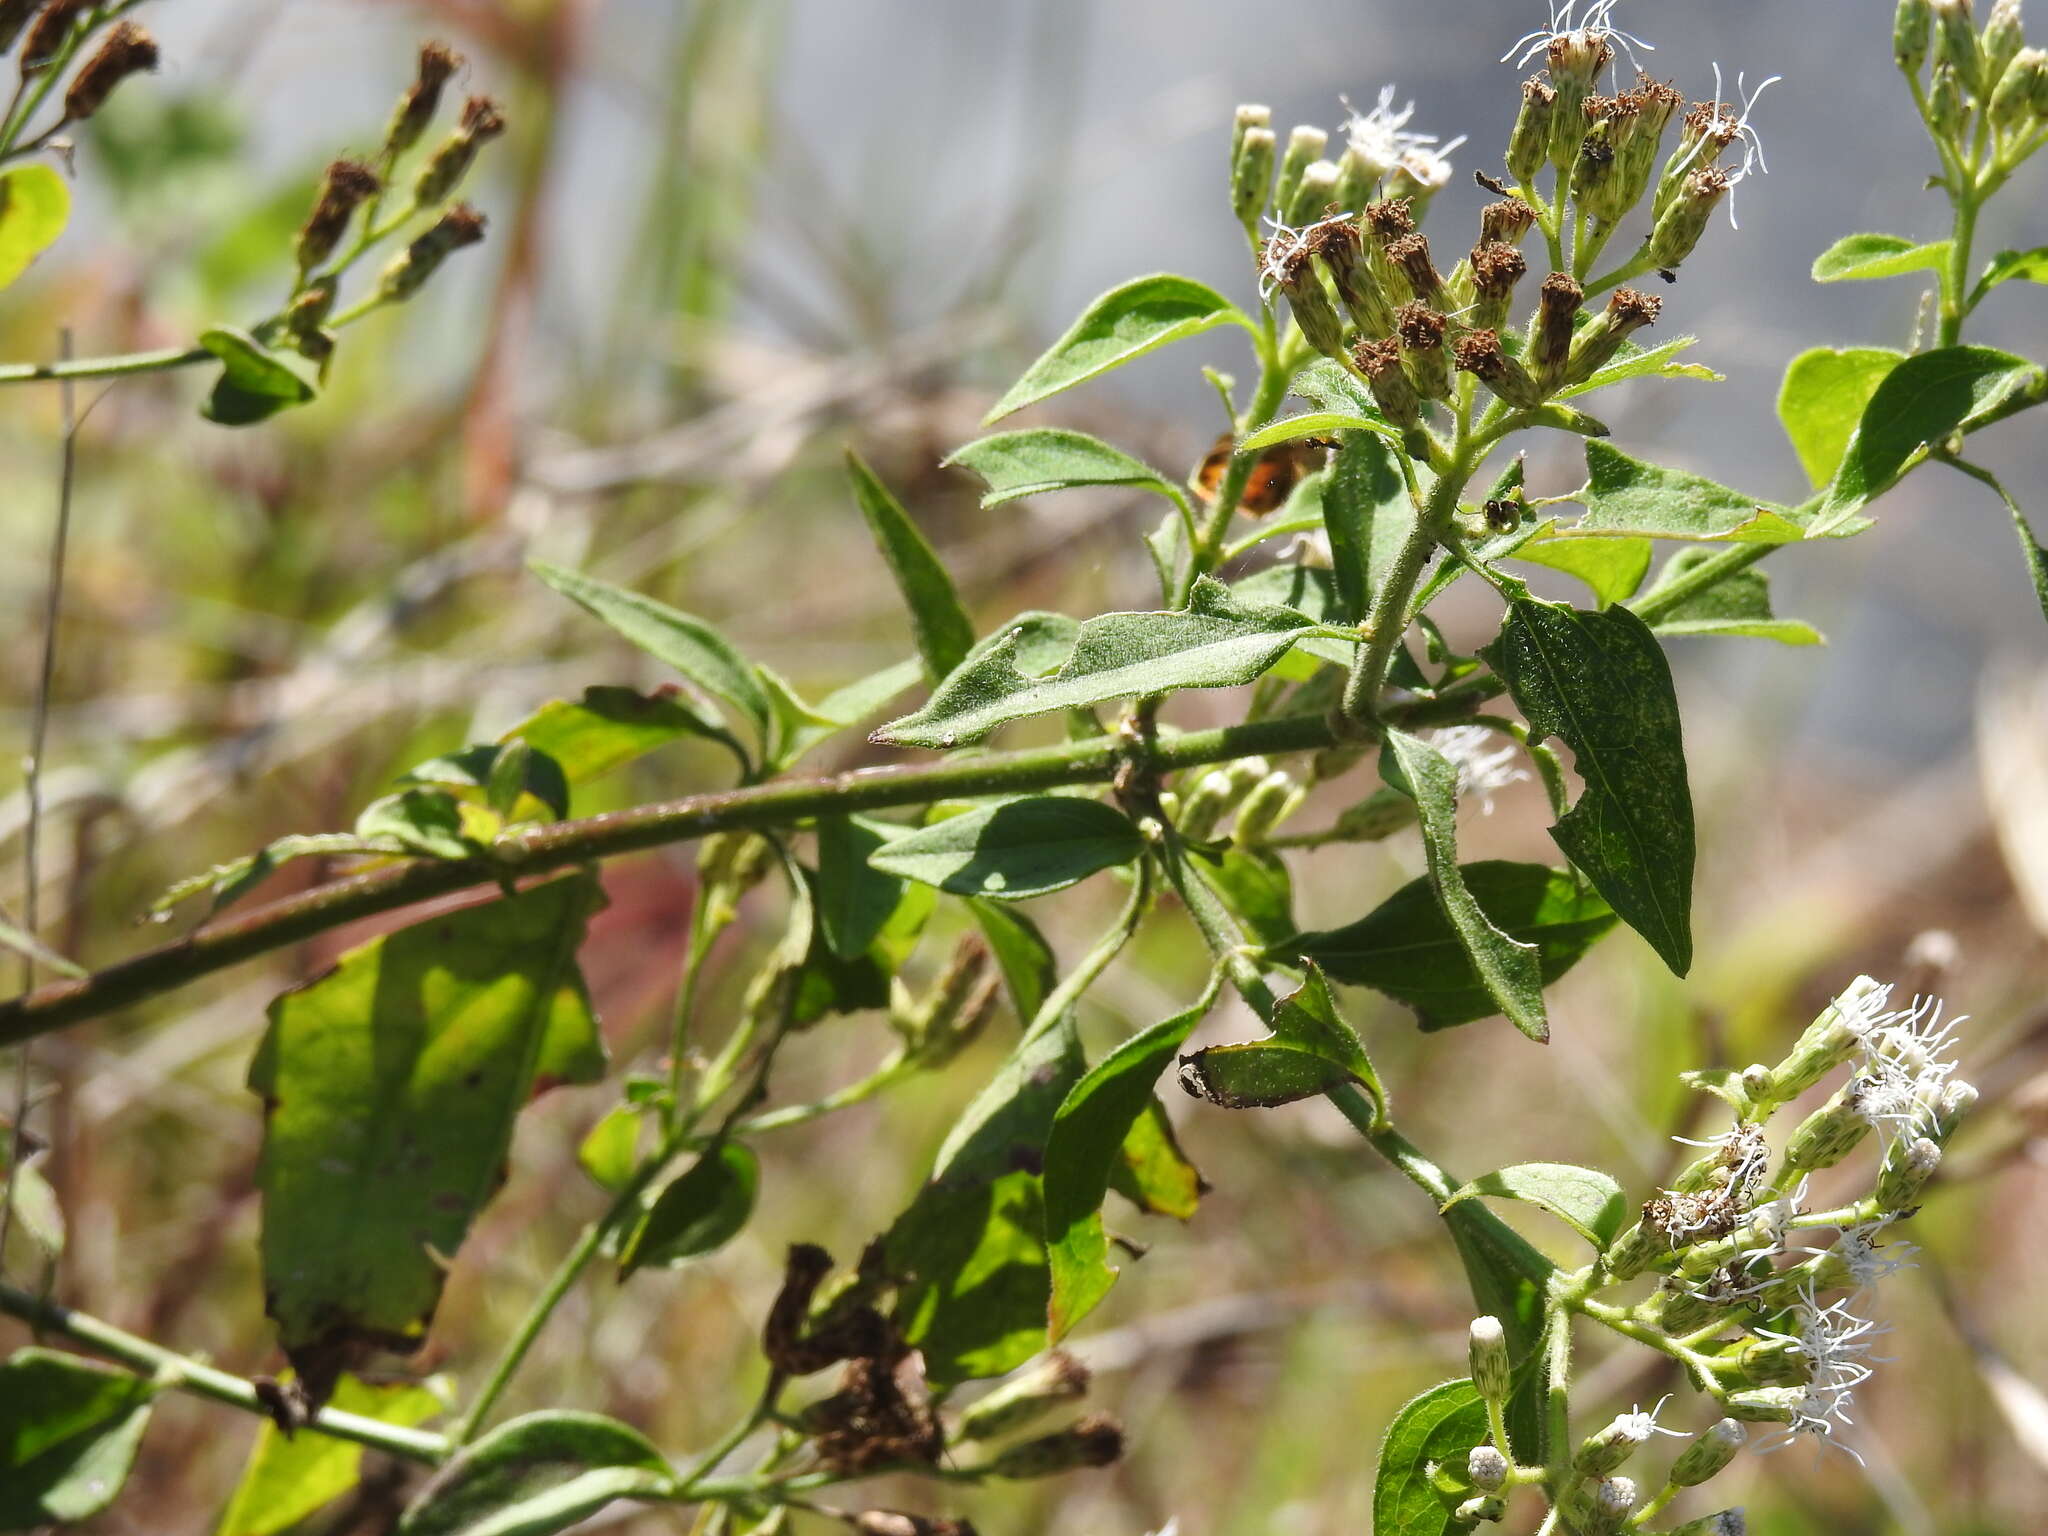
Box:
(1428, 725), (1529, 814)
(1502, 0), (1654, 71)
(1755, 1282), (1888, 1460)
(1341, 86), (1458, 182)
(1609, 1396), (1687, 1443)
(1392, 139), (1467, 193)
(1846, 989), (1965, 1142)
(1680, 65), (1782, 229)
(1825, 1218), (1920, 1293)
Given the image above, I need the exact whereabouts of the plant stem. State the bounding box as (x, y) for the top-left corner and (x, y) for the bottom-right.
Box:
(1941, 186), (1980, 348)
(0, 702), (1455, 1046)
(0, 1280), (449, 1463)
(0, 346), (213, 386)
(1342, 454), (1469, 724)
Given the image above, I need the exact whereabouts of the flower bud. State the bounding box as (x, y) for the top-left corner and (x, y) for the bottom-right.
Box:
(61, 19), (156, 122)
(1332, 784), (1420, 841)
(1647, 168), (1731, 268)
(1898, 0), (1936, 72)
(1985, 0), (2027, 81)
(1991, 45), (2047, 129)
(902, 935), (997, 1068)
(1667, 1514), (1747, 1536)
(1930, 1078), (1978, 1141)
(1385, 232), (1446, 307)
(1587, 1476), (1638, 1535)
(1176, 760), (1266, 842)
(1508, 77), (1558, 184)
(984, 1414), (1123, 1477)
(1546, 34), (1610, 170)
(1765, 977), (1886, 1102)
(1331, 145), (1378, 214)
(1231, 103), (1271, 165)
(1724, 1333), (1810, 1388)
(1571, 118), (1623, 224)
(1603, 1219), (1659, 1281)
(1623, 78), (1684, 202)
(1565, 288), (1661, 385)
(1931, 59), (1970, 133)
(1233, 769), (1303, 846)
(1396, 302), (1452, 402)
(1314, 218), (1397, 337)
(296, 158), (382, 275)
(1724, 1386), (1803, 1423)
(1877, 1135), (1942, 1208)
(1232, 126), (1277, 228)
(956, 1352), (1091, 1441)
(1287, 158), (1342, 227)
(1454, 1494), (1507, 1524)
(387, 41), (463, 161)
(1934, 0), (1985, 95)
(1670, 1418), (1746, 1486)
(1532, 271), (1584, 390)
(1783, 1089), (1873, 1172)
(415, 94), (506, 206)
(1574, 1414), (1651, 1478)
(1454, 330), (1545, 410)
(1467, 1444), (1510, 1492)
(19, 0), (86, 75)
(377, 203), (487, 302)
(285, 278), (338, 341)
(1274, 124), (1328, 218)
(1278, 264), (1349, 365)
(698, 829), (775, 896)
(1468, 1316), (1512, 1404)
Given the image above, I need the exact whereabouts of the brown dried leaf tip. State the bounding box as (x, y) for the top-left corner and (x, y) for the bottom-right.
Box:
(62, 19), (156, 122)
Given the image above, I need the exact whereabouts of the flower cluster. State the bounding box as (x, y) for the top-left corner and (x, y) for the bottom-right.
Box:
(1223, 2), (1776, 468)
(1421, 977), (1974, 1530)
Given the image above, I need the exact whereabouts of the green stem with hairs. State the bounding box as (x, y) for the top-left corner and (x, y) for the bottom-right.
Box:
(0, 1280), (449, 1463)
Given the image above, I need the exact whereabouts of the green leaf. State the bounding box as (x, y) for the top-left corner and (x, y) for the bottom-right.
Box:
(250, 875), (607, 1403)
(0, 1349), (154, 1529)
(1293, 862), (1617, 1031)
(1109, 1099), (1204, 1220)
(199, 326), (322, 426)
(1569, 441), (1815, 543)
(873, 577), (1320, 748)
(1484, 599), (1695, 976)
(1321, 431), (1407, 624)
(946, 429), (1185, 511)
(847, 451), (976, 685)
(1778, 347), (1906, 490)
(763, 658), (924, 771)
(529, 561), (768, 741)
(1044, 997), (1213, 1339)
(576, 1106), (641, 1195)
(1640, 549), (1823, 645)
(1177, 965), (1382, 1114)
(1381, 731), (1548, 1042)
(1289, 357), (1378, 419)
(218, 1375), (446, 1536)
(1557, 332), (1717, 398)
(1817, 346), (2046, 534)
(1193, 846), (1295, 948)
(353, 789), (478, 861)
(0, 164), (69, 290)
(1654, 617), (1823, 645)
(869, 797), (1141, 901)
(617, 1142), (758, 1278)
(888, 1021), (1085, 1384)
(815, 813), (910, 958)
(1811, 233), (1950, 282)
(969, 900), (1058, 1024)
(401, 745), (570, 822)
(1442, 1163), (1628, 1249)
(1372, 1380), (1491, 1536)
(504, 686), (732, 783)
(984, 274), (1248, 423)
(2007, 496), (2048, 626)
(1972, 246), (2048, 304)
(0, 1152), (62, 1256)
(396, 1412), (676, 1536)
(1509, 532), (1651, 607)
(1236, 409), (1392, 455)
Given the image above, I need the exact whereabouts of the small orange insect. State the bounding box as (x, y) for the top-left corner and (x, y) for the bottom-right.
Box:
(1193, 433), (1328, 516)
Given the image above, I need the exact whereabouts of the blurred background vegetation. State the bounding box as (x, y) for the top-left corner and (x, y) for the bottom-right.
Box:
(1, 1), (2045, 1532)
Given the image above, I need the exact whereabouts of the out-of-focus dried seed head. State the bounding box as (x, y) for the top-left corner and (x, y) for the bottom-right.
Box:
(61, 19), (156, 122)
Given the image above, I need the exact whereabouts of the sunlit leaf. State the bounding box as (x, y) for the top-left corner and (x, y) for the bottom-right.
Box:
(1371, 1380), (1491, 1536)
(1811, 232), (1950, 282)
(1442, 1162), (1628, 1249)
(0, 165), (70, 290)
(396, 1412), (676, 1536)
(218, 1374), (447, 1536)
(847, 451), (976, 685)
(0, 1349), (154, 1529)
